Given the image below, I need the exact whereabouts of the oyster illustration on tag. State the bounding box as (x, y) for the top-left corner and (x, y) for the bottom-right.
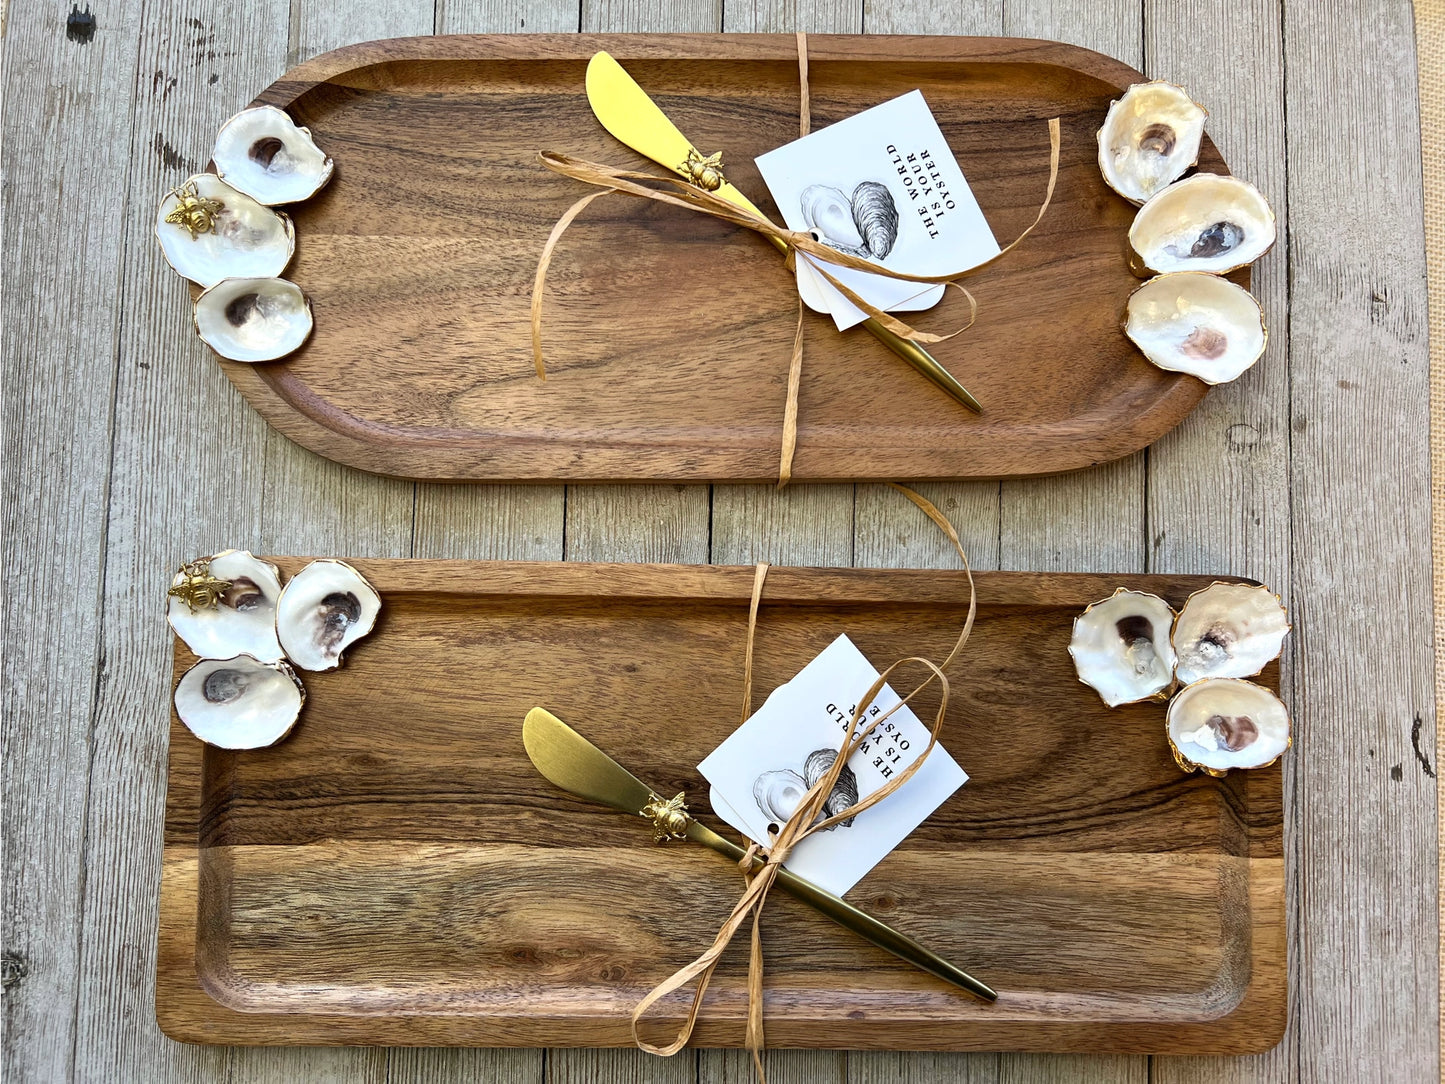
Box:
(751, 747), (859, 833)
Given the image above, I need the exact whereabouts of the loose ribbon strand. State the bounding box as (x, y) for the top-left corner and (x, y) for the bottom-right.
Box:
(630, 484), (978, 1081)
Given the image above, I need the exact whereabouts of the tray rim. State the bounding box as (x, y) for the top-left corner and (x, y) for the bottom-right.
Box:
(213, 32), (1225, 484)
(155, 560), (1286, 1052)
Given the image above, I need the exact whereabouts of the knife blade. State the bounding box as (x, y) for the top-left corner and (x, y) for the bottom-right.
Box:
(522, 706), (997, 1002)
(582, 51), (983, 415)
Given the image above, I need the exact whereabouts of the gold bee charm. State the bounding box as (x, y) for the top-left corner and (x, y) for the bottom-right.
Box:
(167, 557), (233, 613)
(678, 149), (725, 192)
(163, 181), (225, 239)
(642, 791), (692, 843)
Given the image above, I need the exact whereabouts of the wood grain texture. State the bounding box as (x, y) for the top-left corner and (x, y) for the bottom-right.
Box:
(1, 1), (146, 1080)
(4, 3), (1438, 1082)
(157, 561), (1285, 1050)
(402, 10), (576, 1084)
(1282, 0), (1438, 1081)
(208, 32), (1232, 483)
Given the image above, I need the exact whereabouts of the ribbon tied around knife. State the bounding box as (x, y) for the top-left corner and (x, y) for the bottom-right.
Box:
(530, 33), (1062, 487)
(629, 484), (977, 1082)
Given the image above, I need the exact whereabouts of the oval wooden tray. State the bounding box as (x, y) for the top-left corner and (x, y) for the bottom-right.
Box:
(157, 561), (1284, 1051)
(227, 34), (1242, 482)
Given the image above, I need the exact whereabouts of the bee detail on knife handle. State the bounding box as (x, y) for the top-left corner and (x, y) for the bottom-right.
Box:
(642, 791), (691, 843)
(678, 149), (725, 192)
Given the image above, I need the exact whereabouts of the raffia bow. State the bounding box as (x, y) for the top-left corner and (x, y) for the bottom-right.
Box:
(629, 484), (978, 1082)
(530, 33), (1062, 486)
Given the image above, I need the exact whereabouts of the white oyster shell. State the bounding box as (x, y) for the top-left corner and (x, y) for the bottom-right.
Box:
(212, 105), (334, 205)
(1069, 588), (1178, 707)
(276, 559), (381, 671)
(1126, 272), (1267, 385)
(1128, 173), (1276, 276)
(1173, 581), (1289, 684)
(1097, 81), (1207, 204)
(155, 173), (294, 287)
(167, 549), (285, 662)
(174, 653), (305, 749)
(194, 277), (313, 363)
(1166, 677), (1290, 774)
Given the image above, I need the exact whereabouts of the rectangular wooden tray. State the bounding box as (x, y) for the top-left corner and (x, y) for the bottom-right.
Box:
(219, 34), (1234, 483)
(157, 561), (1284, 1052)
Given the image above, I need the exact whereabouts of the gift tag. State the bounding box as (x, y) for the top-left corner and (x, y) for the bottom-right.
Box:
(698, 634), (967, 897)
(755, 90), (1001, 331)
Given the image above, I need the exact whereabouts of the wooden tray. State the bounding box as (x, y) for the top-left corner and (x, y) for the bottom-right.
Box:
(157, 561), (1285, 1051)
(218, 34), (1241, 483)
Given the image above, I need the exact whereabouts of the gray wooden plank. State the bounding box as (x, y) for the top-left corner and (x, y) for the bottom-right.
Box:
(1281, 0), (1438, 1080)
(1, 0), (150, 1079)
(700, 1048), (848, 1084)
(61, 1), (288, 1080)
(1141, 1), (1295, 1082)
(711, 485), (854, 567)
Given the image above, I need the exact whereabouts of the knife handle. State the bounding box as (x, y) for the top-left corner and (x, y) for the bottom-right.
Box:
(754, 232), (983, 415)
(685, 821), (997, 1002)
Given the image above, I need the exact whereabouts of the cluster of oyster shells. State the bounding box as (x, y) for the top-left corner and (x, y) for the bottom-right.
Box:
(1098, 82), (1275, 386)
(155, 105), (333, 364)
(1069, 582), (1291, 775)
(168, 551), (379, 748)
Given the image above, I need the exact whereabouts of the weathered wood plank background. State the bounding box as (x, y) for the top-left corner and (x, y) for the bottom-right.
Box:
(1, 0), (1436, 1081)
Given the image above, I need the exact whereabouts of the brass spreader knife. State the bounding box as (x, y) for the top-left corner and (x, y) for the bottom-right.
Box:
(522, 706), (997, 1001)
(584, 51), (984, 414)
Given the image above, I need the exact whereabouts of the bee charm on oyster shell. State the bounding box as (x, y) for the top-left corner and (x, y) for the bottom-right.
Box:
(163, 180), (226, 239)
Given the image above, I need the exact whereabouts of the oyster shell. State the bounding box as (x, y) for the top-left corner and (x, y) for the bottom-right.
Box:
(851, 181), (899, 260)
(801, 184), (868, 256)
(753, 769), (808, 826)
(1173, 581), (1289, 684)
(174, 653), (305, 748)
(155, 174), (295, 288)
(1097, 81), (1208, 204)
(167, 549), (285, 662)
(1069, 588), (1178, 707)
(212, 105), (335, 205)
(1128, 173), (1276, 276)
(1166, 677), (1290, 774)
(1125, 272), (1267, 384)
(804, 748), (858, 828)
(275, 559), (381, 671)
(193, 276), (313, 363)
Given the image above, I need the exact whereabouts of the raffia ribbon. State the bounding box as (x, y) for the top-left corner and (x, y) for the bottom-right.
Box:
(629, 484), (978, 1082)
(531, 33), (1062, 486)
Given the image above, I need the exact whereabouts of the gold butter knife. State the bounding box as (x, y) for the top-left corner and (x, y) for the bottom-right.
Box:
(584, 51), (984, 415)
(522, 706), (997, 1002)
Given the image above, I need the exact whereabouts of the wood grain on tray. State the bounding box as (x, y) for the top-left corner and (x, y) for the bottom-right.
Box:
(158, 560), (1284, 1051)
(213, 34), (1247, 483)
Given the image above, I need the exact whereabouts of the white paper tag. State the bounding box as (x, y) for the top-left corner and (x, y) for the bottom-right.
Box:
(755, 90), (1001, 331)
(697, 634), (967, 897)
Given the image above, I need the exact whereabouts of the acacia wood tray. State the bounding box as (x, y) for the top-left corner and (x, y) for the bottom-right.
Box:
(215, 34), (1244, 483)
(157, 561), (1284, 1051)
